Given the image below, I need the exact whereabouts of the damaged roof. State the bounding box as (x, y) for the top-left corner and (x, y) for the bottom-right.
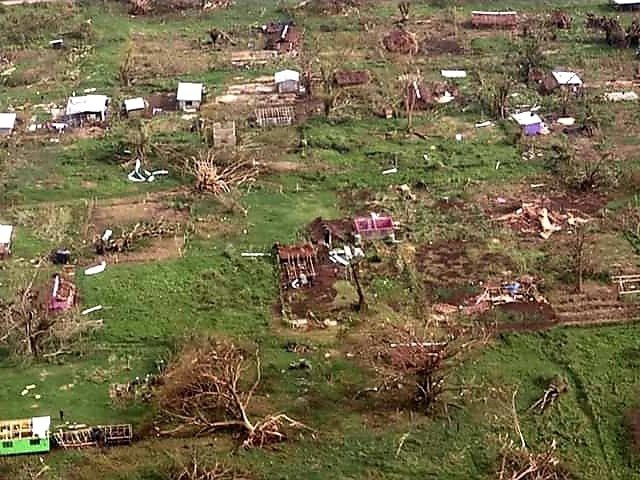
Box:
(0, 113), (17, 130)
(177, 82), (204, 102)
(551, 71), (583, 86)
(66, 95), (109, 116)
(511, 111), (543, 126)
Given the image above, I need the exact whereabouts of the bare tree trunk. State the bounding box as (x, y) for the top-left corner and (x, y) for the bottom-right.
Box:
(352, 263), (367, 312)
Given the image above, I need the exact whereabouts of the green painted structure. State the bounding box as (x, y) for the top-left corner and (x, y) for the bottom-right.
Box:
(0, 417), (51, 456)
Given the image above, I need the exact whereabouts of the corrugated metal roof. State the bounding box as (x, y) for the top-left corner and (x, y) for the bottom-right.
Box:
(177, 82), (203, 102)
(511, 111), (543, 126)
(124, 97), (146, 111)
(66, 95), (109, 116)
(0, 113), (16, 130)
(441, 70), (467, 78)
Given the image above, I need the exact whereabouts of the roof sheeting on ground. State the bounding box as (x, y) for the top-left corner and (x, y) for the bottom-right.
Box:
(471, 10), (517, 15)
(552, 71), (583, 86)
(612, 0), (640, 5)
(511, 111), (543, 126)
(441, 70), (467, 78)
(0, 112), (17, 130)
(177, 82), (203, 102)
(65, 95), (109, 116)
(0, 224), (13, 244)
(124, 97), (146, 112)
(274, 69), (300, 84)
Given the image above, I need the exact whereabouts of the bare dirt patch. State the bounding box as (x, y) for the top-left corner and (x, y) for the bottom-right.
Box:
(131, 32), (214, 79)
(104, 235), (186, 264)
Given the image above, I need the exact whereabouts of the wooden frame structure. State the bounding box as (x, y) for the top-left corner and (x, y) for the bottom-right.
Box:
(254, 105), (295, 127)
(275, 243), (318, 289)
(612, 274), (640, 296)
(52, 424), (133, 449)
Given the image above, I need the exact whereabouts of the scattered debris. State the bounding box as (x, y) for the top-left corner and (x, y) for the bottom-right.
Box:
(529, 376), (568, 413)
(604, 91), (639, 101)
(94, 219), (181, 254)
(127, 158), (169, 183)
(81, 305), (103, 315)
(48, 274), (76, 313)
(275, 243), (317, 289)
(84, 261), (107, 276)
(333, 69), (371, 87)
(441, 70), (467, 79)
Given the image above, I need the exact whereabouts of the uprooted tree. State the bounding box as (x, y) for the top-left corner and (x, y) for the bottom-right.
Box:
(184, 148), (258, 196)
(153, 337), (311, 448)
(358, 328), (476, 414)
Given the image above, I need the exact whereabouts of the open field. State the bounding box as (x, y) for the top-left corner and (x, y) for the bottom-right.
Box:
(4, 0), (640, 478)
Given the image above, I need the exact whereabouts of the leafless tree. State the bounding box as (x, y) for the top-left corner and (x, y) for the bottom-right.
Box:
(154, 338), (311, 448)
(118, 47), (135, 87)
(475, 73), (513, 120)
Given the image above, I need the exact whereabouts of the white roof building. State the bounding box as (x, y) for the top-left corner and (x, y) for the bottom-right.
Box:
(124, 97), (146, 112)
(65, 95), (109, 116)
(274, 69), (300, 84)
(0, 113), (17, 130)
(177, 82), (204, 102)
(511, 111), (543, 126)
(441, 70), (467, 79)
(552, 71), (583, 86)
(0, 224), (13, 245)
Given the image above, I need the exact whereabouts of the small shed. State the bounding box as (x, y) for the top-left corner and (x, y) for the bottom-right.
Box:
(354, 214), (395, 241)
(254, 105), (296, 127)
(551, 71), (583, 92)
(48, 274), (76, 313)
(471, 11), (518, 28)
(177, 82), (204, 112)
(275, 69), (300, 94)
(123, 97), (147, 117)
(0, 113), (17, 136)
(65, 95), (110, 127)
(49, 39), (64, 49)
(0, 224), (13, 259)
(511, 111), (543, 136)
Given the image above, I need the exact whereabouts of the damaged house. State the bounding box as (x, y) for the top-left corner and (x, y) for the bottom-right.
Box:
(471, 11), (518, 28)
(550, 70), (583, 94)
(48, 273), (76, 313)
(252, 105), (296, 128)
(264, 23), (302, 54)
(275, 243), (318, 289)
(333, 69), (371, 87)
(65, 95), (110, 127)
(354, 214), (395, 241)
(0, 113), (17, 136)
(0, 224), (13, 259)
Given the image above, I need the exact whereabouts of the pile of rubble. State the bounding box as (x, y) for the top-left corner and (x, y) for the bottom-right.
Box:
(434, 276), (548, 317)
(493, 199), (588, 240)
(383, 29), (419, 54)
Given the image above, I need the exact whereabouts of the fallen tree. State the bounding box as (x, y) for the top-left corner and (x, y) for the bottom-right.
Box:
(153, 338), (311, 448)
(185, 149), (258, 196)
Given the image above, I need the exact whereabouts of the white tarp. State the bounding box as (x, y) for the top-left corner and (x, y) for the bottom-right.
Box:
(274, 69), (300, 84)
(65, 95), (109, 116)
(31, 416), (51, 438)
(124, 97), (145, 112)
(177, 82), (203, 102)
(604, 91), (639, 102)
(552, 71), (583, 86)
(0, 113), (16, 130)
(441, 70), (467, 79)
(511, 111), (543, 126)
(0, 224), (13, 245)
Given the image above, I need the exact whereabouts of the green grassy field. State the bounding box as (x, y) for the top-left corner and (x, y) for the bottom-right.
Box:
(3, 0), (640, 478)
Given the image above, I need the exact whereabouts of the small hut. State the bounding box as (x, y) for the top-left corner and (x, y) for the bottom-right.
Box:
(48, 274), (76, 313)
(354, 214), (395, 241)
(65, 95), (110, 127)
(511, 111), (544, 136)
(123, 97), (147, 117)
(265, 23), (302, 54)
(275, 69), (300, 94)
(551, 71), (583, 93)
(177, 82), (204, 112)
